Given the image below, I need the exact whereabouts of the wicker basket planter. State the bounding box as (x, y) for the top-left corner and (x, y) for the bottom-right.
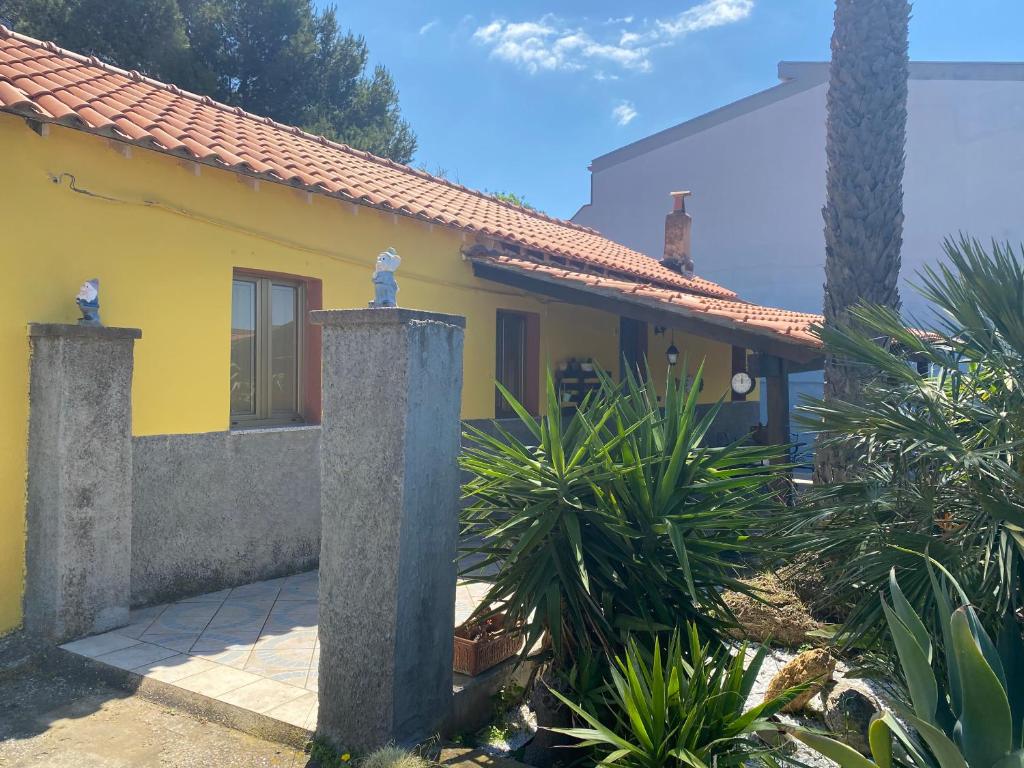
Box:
(453, 615), (524, 676)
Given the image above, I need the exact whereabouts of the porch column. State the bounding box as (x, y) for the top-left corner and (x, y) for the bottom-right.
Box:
(762, 355), (791, 457)
(24, 323), (140, 643)
(312, 308), (465, 752)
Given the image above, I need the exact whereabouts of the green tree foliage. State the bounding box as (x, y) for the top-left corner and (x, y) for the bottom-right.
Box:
(817, 0), (910, 483)
(2, 0), (417, 162)
(2, 0), (193, 82)
(795, 238), (1024, 643)
(488, 190), (535, 211)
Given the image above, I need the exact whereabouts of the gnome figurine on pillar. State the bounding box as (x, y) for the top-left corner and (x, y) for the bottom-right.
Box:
(75, 279), (101, 326)
(370, 247), (401, 307)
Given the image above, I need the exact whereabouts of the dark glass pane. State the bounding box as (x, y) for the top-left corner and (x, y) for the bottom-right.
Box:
(496, 312), (526, 417)
(270, 283), (298, 414)
(231, 280), (257, 416)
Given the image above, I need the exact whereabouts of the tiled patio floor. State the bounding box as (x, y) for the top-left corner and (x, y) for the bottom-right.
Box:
(59, 570), (489, 731)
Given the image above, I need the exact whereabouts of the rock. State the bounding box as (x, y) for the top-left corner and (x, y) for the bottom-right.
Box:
(764, 648), (836, 713)
(824, 681), (882, 755)
(723, 572), (822, 648)
(522, 669), (573, 768)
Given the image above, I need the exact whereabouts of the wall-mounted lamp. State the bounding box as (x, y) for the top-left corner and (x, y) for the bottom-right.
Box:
(666, 330), (679, 367)
(653, 325), (667, 336)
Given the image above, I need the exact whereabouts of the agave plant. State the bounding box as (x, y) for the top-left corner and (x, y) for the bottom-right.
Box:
(459, 364), (787, 666)
(794, 562), (1024, 767)
(549, 624), (805, 768)
(794, 237), (1024, 641)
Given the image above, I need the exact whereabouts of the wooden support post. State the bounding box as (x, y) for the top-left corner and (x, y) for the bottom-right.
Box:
(763, 355), (791, 455)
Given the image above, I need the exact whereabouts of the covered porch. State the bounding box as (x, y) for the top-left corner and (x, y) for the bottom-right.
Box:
(469, 248), (824, 453)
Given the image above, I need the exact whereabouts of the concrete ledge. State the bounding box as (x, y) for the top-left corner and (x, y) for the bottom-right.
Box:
(55, 643), (535, 750)
(447, 656), (538, 737)
(311, 307), (466, 329)
(28, 323), (142, 339)
(54, 648), (314, 750)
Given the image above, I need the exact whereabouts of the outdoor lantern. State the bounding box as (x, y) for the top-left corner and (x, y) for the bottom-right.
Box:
(666, 339), (679, 366)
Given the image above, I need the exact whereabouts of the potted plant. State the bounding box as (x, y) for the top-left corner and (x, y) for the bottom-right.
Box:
(453, 614), (524, 676)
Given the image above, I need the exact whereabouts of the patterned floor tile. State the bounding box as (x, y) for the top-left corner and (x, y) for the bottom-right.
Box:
(191, 646), (253, 669)
(175, 665), (262, 698)
(134, 653), (216, 683)
(216, 678), (309, 713)
(245, 648), (314, 673)
(178, 588), (232, 603)
(93, 641), (179, 671)
(144, 602), (221, 635)
(141, 631), (201, 653)
(191, 631), (262, 654)
(264, 602), (317, 632)
(252, 629), (317, 651)
(58, 571), (490, 730)
(60, 631), (141, 658)
(114, 607), (167, 639)
(227, 578), (287, 601)
(265, 691), (318, 728)
(205, 602), (272, 630)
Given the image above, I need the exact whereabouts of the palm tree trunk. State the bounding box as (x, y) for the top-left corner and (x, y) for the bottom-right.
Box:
(815, 0), (910, 483)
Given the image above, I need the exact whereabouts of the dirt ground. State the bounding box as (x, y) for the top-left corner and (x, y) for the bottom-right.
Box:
(0, 649), (311, 768)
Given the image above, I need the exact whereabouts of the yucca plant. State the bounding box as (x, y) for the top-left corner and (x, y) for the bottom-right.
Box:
(794, 237), (1024, 641)
(459, 364), (787, 666)
(794, 562), (1024, 767)
(549, 624), (804, 768)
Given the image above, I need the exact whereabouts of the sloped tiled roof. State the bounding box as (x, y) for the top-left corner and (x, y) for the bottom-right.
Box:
(473, 253), (824, 350)
(0, 26), (738, 300)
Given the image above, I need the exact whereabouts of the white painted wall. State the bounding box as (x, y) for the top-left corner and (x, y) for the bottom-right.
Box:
(574, 66), (1024, 449)
(575, 70), (1024, 323)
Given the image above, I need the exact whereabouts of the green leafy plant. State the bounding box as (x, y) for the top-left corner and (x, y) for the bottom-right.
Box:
(794, 237), (1024, 641)
(459, 365), (788, 666)
(360, 745), (432, 768)
(793, 562), (1024, 767)
(549, 624), (804, 767)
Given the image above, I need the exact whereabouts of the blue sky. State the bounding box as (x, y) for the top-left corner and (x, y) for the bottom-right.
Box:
(325, 1), (1023, 220)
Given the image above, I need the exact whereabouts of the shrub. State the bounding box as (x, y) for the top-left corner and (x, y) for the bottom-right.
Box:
(794, 237), (1024, 642)
(794, 562), (1024, 767)
(460, 365), (788, 666)
(550, 623), (806, 767)
(360, 745), (431, 768)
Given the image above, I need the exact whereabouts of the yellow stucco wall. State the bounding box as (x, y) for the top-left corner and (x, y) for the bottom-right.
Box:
(0, 113), (741, 633)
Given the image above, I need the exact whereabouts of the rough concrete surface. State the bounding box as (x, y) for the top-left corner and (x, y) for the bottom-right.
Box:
(24, 324), (139, 643)
(314, 308), (464, 752)
(131, 426), (321, 606)
(0, 661), (309, 767)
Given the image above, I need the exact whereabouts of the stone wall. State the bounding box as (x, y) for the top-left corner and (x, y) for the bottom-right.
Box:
(128, 401), (755, 609)
(130, 426), (321, 607)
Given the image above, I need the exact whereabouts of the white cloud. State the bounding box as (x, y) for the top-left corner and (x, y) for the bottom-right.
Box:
(612, 101), (638, 126)
(419, 19), (439, 35)
(471, 0), (754, 75)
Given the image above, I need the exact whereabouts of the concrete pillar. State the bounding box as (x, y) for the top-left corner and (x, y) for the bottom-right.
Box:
(24, 323), (141, 643)
(312, 308), (465, 752)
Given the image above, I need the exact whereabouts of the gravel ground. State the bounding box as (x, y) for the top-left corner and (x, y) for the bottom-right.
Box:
(0, 649), (310, 768)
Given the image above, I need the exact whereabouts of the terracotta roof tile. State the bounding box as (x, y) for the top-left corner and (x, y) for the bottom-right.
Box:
(0, 26), (741, 299)
(476, 253), (824, 350)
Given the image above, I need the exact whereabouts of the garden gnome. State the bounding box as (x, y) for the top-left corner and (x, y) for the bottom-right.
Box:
(371, 247), (401, 307)
(75, 278), (101, 325)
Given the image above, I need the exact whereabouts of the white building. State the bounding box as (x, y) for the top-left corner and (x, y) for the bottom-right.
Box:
(574, 61), (1024, 447)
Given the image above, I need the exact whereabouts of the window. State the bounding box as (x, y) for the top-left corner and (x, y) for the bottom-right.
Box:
(231, 275), (306, 426)
(495, 310), (539, 418)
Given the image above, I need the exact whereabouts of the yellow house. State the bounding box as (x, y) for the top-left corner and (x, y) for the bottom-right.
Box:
(0, 27), (823, 635)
